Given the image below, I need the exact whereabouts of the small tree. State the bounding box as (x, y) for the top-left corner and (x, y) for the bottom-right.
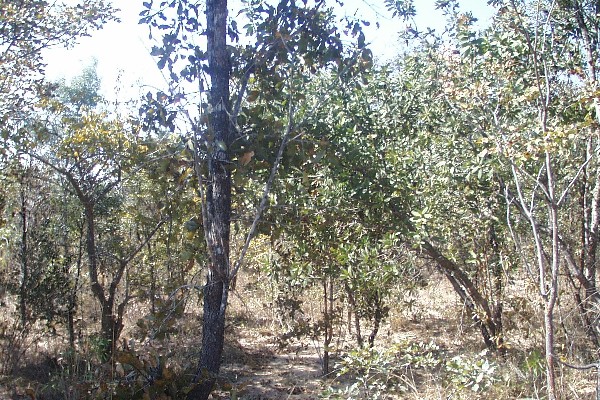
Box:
(24, 66), (164, 359)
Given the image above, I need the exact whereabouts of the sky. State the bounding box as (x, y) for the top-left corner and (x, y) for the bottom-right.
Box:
(43, 0), (495, 102)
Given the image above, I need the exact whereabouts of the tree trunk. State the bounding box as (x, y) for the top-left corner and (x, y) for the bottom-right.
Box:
(66, 216), (85, 353)
(18, 187), (28, 328)
(83, 200), (123, 359)
(368, 292), (383, 348)
(189, 279), (227, 398)
(489, 223), (506, 355)
(100, 308), (118, 360)
(188, 0), (231, 398)
(344, 282), (363, 347)
(544, 154), (560, 400)
(83, 201), (111, 358)
(420, 241), (504, 353)
(67, 227), (83, 351)
(322, 276), (334, 376)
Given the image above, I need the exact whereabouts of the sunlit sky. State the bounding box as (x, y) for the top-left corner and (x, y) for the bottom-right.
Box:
(43, 0), (494, 102)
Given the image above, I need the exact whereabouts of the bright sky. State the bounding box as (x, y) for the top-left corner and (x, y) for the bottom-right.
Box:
(43, 0), (494, 102)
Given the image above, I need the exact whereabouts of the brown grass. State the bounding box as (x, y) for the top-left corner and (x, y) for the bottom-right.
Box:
(0, 264), (599, 399)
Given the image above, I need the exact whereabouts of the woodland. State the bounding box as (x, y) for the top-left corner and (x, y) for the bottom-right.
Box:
(2, 0), (600, 399)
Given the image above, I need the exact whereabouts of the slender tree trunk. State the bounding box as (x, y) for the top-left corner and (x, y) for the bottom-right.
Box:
(420, 241), (503, 352)
(368, 292), (383, 348)
(545, 303), (557, 399)
(545, 154), (560, 400)
(84, 202), (103, 304)
(322, 276), (334, 376)
(103, 264), (126, 359)
(18, 187), (28, 328)
(489, 223), (506, 355)
(83, 200), (120, 359)
(188, 0), (231, 398)
(344, 282), (363, 347)
(67, 220), (84, 351)
(83, 201), (111, 358)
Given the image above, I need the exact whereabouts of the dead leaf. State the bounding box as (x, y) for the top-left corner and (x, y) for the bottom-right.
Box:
(25, 388), (36, 400)
(239, 150), (255, 166)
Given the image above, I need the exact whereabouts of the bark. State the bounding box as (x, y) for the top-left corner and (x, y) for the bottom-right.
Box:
(368, 293), (383, 348)
(82, 201), (115, 358)
(83, 200), (119, 358)
(344, 282), (363, 347)
(322, 276), (334, 376)
(545, 154), (560, 400)
(18, 187), (28, 328)
(420, 241), (504, 353)
(67, 220), (84, 351)
(489, 223), (505, 354)
(188, 0), (231, 398)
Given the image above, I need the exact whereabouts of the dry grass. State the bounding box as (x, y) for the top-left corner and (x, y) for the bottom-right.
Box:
(0, 264), (599, 399)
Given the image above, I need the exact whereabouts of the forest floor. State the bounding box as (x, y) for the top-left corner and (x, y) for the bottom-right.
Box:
(1, 270), (599, 399)
(214, 275), (471, 400)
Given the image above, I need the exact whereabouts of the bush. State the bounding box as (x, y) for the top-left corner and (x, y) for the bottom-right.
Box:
(323, 341), (499, 399)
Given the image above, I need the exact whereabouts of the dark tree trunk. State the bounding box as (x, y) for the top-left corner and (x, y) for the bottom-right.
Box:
(489, 223), (506, 354)
(322, 276), (334, 376)
(421, 241), (505, 354)
(67, 222), (84, 351)
(189, 279), (227, 398)
(83, 201), (111, 358)
(84, 200), (123, 359)
(63, 209), (85, 355)
(344, 282), (363, 347)
(368, 292), (383, 348)
(188, 0), (231, 398)
(19, 187), (28, 328)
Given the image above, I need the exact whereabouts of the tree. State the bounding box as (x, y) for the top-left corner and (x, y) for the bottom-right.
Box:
(0, 157), (86, 374)
(1, 7), (119, 348)
(431, 1), (600, 397)
(0, 0), (116, 129)
(141, 0), (371, 396)
(280, 62), (512, 355)
(21, 65), (165, 359)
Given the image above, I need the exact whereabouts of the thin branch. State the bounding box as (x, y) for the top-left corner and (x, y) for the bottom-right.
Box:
(232, 62), (255, 125)
(557, 148), (597, 206)
(120, 218), (167, 265)
(230, 92), (295, 281)
(552, 353), (599, 370)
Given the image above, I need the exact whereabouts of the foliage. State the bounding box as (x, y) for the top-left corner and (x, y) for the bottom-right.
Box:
(139, 0), (374, 394)
(446, 350), (498, 393)
(324, 341), (498, 399)
(325, 346), (406, 400)
(521, 348), (546, 381)
(0, 0), (117, 126)
(5, 0), (600, 398)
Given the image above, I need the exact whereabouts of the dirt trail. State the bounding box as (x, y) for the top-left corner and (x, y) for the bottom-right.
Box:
(217, 329), (325, 400)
